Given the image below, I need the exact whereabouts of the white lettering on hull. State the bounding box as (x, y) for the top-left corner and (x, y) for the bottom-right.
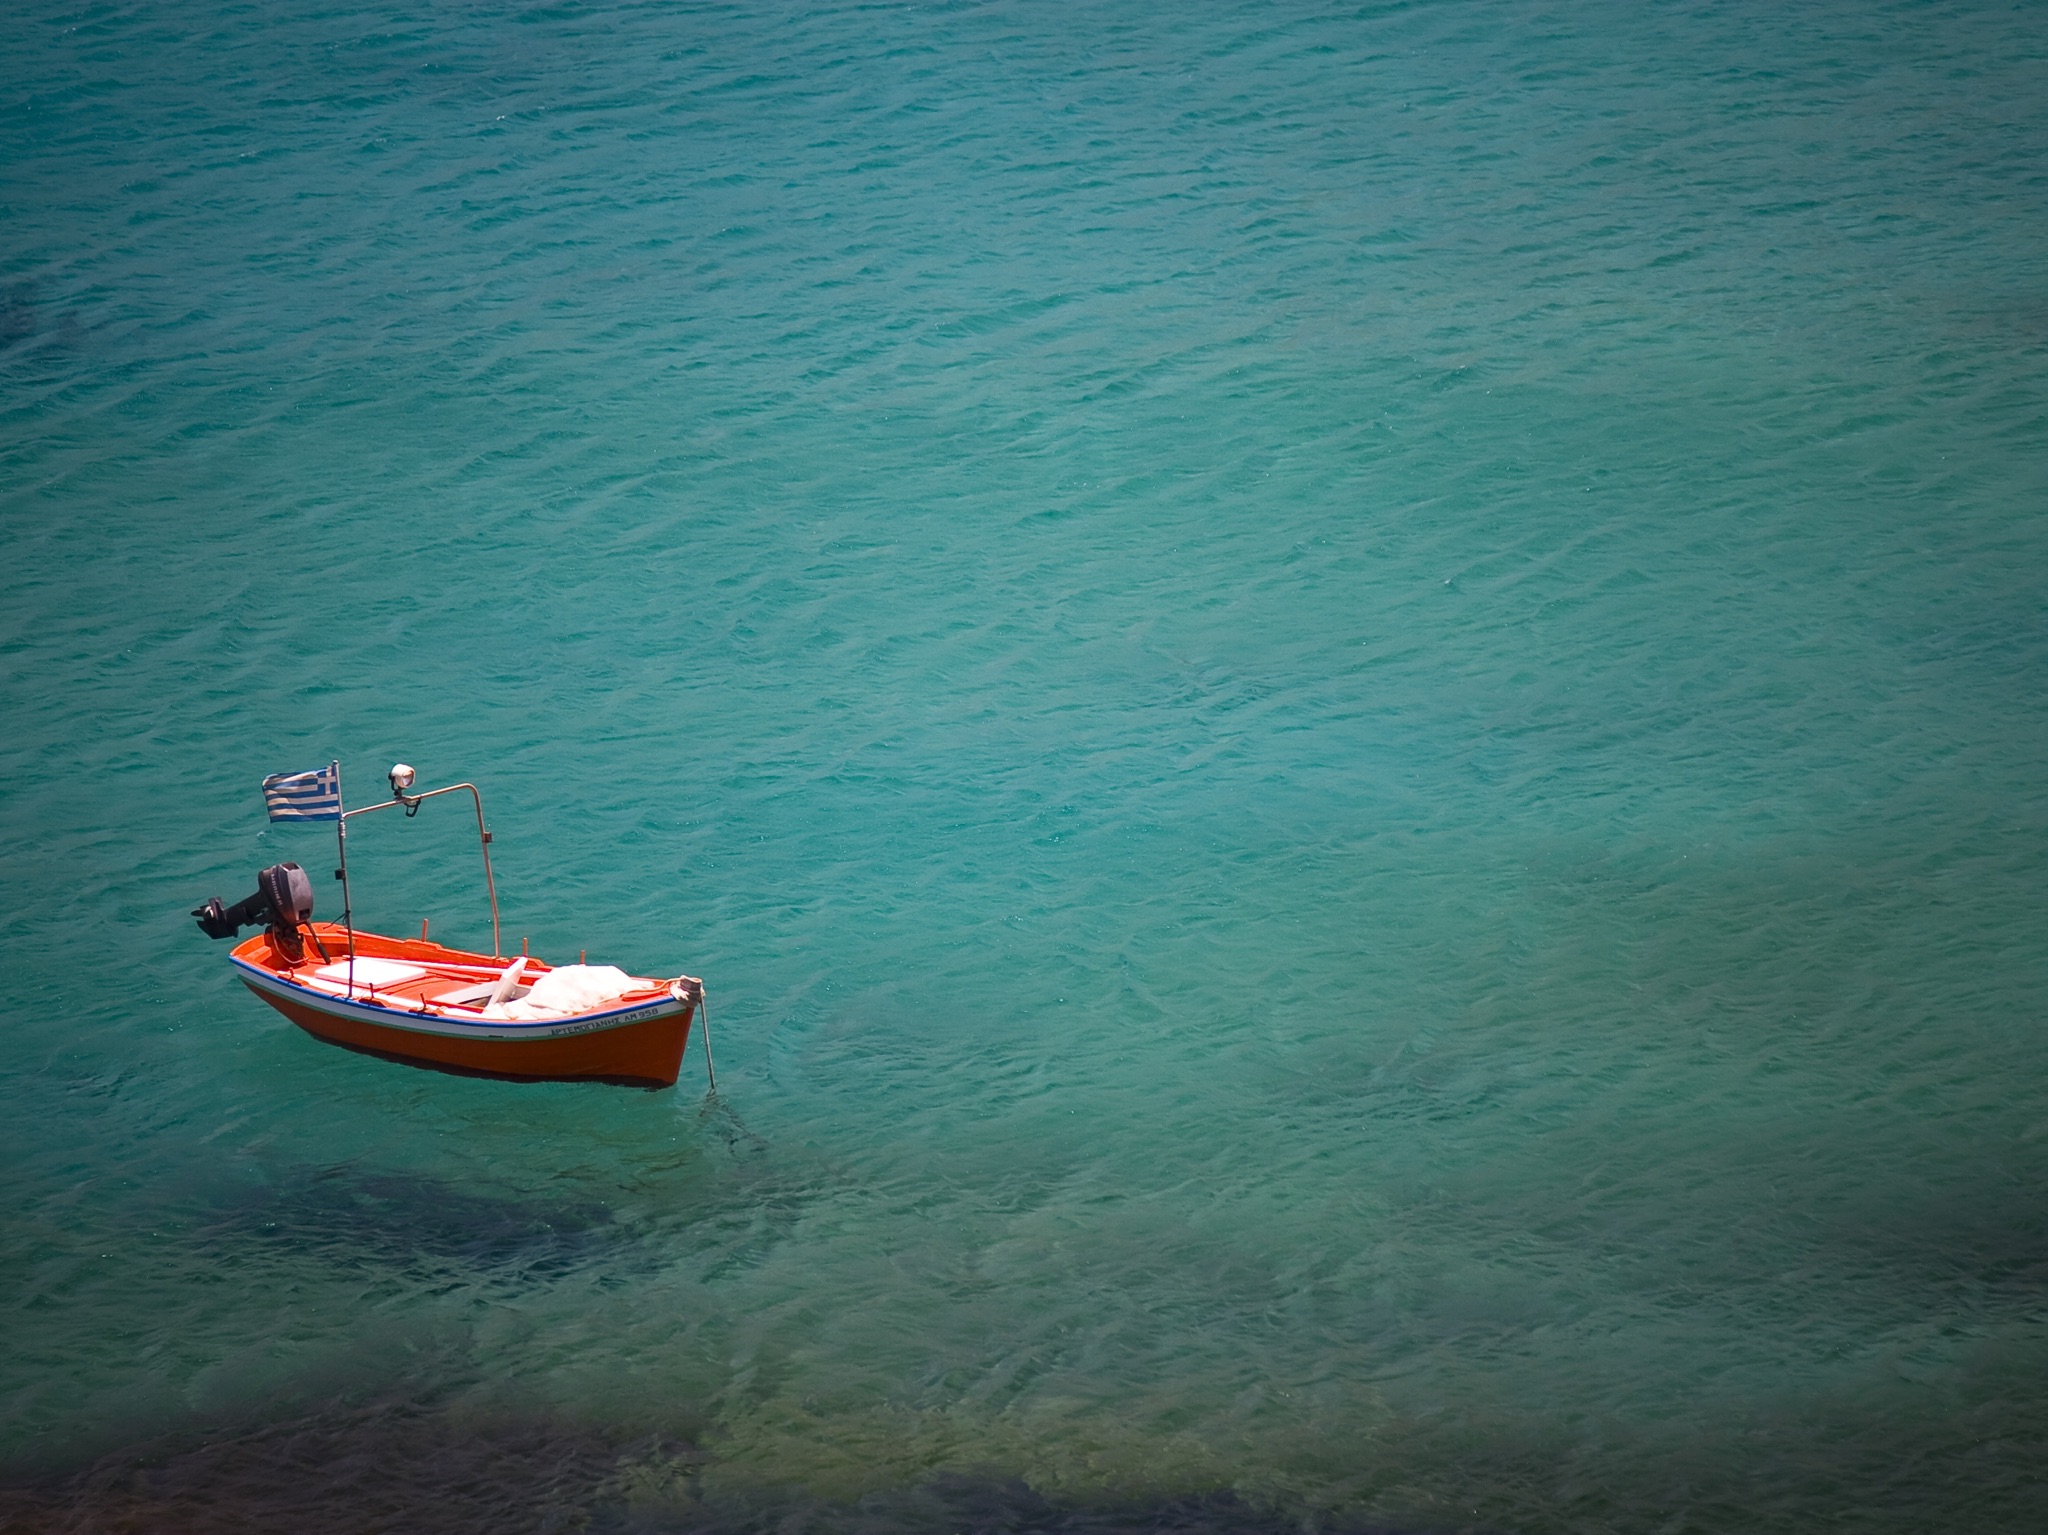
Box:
(545, 1006), (662, 1037)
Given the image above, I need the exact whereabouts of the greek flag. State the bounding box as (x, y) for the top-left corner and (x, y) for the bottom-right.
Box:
(262, 762), (342, 822)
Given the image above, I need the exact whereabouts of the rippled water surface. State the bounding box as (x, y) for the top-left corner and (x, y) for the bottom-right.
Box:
(5, 1), (2048, 1530)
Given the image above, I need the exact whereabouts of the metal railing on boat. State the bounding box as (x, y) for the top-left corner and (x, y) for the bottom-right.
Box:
(332, 764), (501, 999)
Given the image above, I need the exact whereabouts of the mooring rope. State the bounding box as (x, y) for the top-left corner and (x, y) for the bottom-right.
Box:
(697, 983), (717, 1092)
(674, 975), (716, 1092)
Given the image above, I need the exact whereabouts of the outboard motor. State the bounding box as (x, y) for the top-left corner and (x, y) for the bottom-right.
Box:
(192, 862), (318, 959)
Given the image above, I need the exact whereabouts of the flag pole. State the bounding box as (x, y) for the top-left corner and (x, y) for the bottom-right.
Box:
(331, 761), (356, 1000)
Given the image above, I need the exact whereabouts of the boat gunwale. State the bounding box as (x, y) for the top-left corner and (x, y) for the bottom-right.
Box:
(230, 946), (689, 1042)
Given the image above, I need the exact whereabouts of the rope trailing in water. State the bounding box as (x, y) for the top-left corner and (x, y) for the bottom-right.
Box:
(673, 976), (715, 1092)
(697, 984), (716, 1092)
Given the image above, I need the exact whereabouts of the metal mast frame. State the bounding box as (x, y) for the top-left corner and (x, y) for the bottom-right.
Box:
(334, 775), (502, 996)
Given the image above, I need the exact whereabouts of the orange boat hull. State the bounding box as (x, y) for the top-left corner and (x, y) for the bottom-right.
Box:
(231, 926), (698, 1089)
(247, 986), (692, 1087)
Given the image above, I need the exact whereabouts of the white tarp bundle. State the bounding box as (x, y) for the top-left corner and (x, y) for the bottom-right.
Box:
(483, 964), (644, 1021)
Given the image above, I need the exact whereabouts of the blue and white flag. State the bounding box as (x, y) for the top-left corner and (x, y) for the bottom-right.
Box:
(262, 762), (342, 822)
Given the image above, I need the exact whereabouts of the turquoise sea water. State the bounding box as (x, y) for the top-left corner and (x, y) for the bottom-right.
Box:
(5, 0), (2048, 1529)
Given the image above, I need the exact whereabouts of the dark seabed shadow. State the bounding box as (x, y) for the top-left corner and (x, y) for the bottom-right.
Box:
(192, 1161), (639, 1283)
(0, 1395), (673, 1535)
(0, 1398), (1434, 1535)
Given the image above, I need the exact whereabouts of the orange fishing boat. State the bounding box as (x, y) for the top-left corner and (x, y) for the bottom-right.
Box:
(194, 762), (710, 1090)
